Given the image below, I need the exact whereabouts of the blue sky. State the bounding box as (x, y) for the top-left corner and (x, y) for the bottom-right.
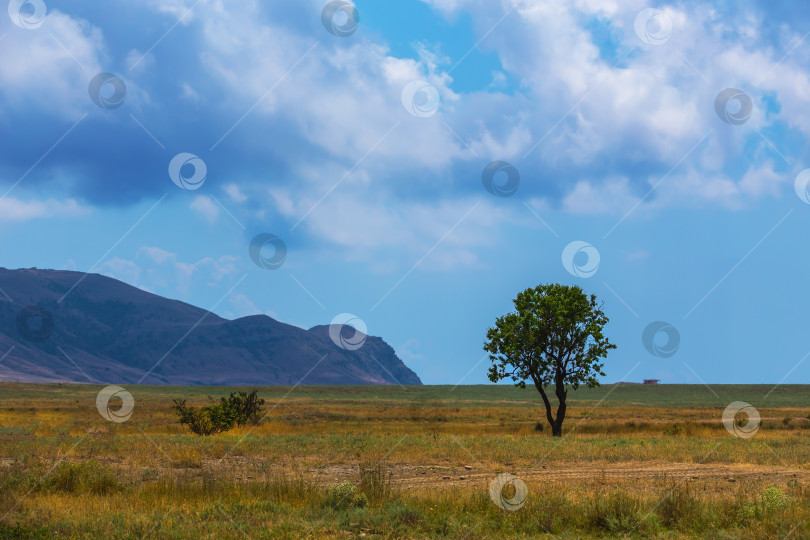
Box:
(2, 0), (810, 385)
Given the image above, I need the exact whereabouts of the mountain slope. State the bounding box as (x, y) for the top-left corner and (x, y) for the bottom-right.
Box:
(0, 268), (421, 385)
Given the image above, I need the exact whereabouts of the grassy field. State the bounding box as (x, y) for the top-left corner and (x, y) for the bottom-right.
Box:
(1, 382), (809, 538)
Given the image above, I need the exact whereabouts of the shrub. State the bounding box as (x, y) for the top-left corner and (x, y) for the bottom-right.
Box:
(323, 481), (369, 511)
(222, 390), (266, 426)
(736, 487), (789, 523)
(759, 486), (788, 511)
(172, 399), (230, 435)
(173, 389), (265, 435)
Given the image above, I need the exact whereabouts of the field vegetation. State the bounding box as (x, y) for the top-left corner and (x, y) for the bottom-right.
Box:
(1, 383), (810, 538)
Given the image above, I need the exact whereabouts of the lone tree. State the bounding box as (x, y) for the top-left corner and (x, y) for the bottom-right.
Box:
(484, 284), (615, 436)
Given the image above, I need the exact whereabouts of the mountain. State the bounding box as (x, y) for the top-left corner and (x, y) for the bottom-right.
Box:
(0, 268), (422, 386)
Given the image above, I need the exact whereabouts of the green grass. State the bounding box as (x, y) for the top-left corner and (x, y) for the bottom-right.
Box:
(1, 382), (808, 407)
(2, 382), (810, 538)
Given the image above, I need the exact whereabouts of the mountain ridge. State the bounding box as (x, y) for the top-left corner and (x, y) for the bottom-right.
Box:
(0, 267), (421, 386)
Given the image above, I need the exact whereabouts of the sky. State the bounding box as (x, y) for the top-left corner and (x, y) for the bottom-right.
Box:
(1, 0), (810, 386)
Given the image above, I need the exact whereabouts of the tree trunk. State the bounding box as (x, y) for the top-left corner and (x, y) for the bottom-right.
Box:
(552, 375), (567, 437)
(533, 375), (569, 437)
(533, 379), (556, 434)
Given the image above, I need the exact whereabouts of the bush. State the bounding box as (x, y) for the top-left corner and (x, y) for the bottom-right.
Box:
(734, 487), (789, 525)
(173, 389), (265, 435)
(222, 390), (266, 426)
(323, 481), (369, 511)
(760, 486), (788, 511)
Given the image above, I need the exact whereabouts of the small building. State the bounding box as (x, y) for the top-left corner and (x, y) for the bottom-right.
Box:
(643, 379), (660, 384)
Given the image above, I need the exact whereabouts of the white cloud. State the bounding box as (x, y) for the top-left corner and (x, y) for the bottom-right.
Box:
(562, 178), (641, 215)
(180, 82), (200, 102)
(0, 197), (90, 221)
(224, 183), (247, 203)
(98, 257), (142, 284)
(269, 189), (511, 270)
(0, 10), (104, 119)
(189, 195), (220, 224)
(419, 0), (809, 210)
(125, 48), (154, 74)
(98, 246), (240, 300)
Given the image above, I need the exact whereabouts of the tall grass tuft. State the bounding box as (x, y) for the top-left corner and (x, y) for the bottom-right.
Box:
(587, 491), (643, 534)
(44, 460), (119, 495)
(358, 461), (392, 504)
(656, 483), (705, 531)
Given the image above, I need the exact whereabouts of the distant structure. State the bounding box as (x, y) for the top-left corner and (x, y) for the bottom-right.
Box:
(643, 379), (661, 384)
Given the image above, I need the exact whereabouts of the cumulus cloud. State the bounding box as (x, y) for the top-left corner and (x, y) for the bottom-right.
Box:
(98, 246), (240, 300)
(189, 195), (220, 223)
(2, 0), (809, 267)
(0, 10), (104, 119)
(0, 197), (90, 221)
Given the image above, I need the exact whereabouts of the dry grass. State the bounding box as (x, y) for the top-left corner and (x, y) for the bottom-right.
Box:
(1, 382), (810, 538)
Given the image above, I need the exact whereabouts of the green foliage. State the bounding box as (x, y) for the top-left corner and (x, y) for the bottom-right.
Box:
(485, 284), (615, 390)
(172, 389), (265, 435)
(0, 523), (51, 539)
(323, 481), (369, 510)
(759, 486), (788, 511)
(735, 487), (789, 524)
(386, 502), (423, 527)
(485, 283), (615, 435)
(221, 390), (266, 426)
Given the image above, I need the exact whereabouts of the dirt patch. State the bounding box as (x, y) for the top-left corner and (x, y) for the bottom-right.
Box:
(305, 460), (808, 491)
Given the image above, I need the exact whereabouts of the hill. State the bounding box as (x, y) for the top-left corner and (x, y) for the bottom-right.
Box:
(0, 268), (421, 386)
